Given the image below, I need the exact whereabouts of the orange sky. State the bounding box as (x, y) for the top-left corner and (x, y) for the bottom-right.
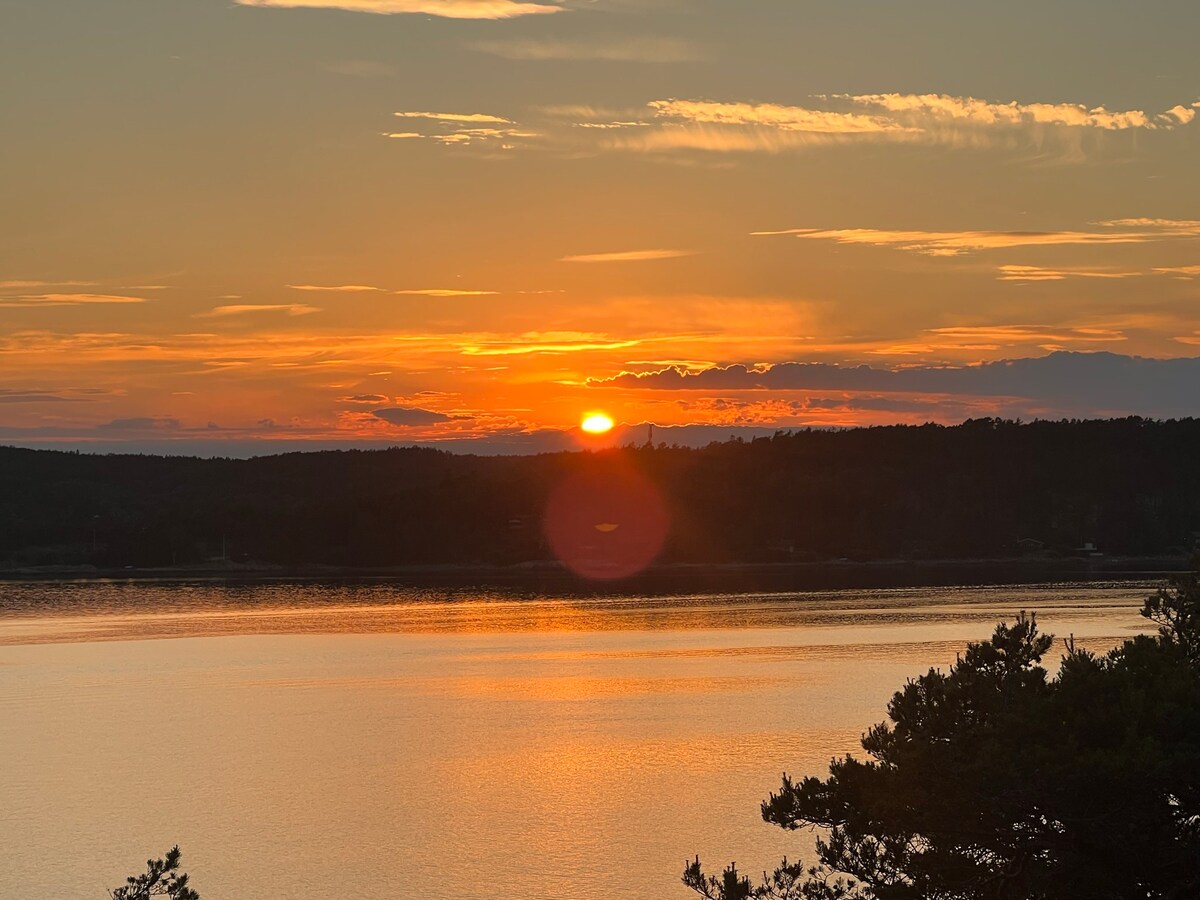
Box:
(2, 0), (1199, 452)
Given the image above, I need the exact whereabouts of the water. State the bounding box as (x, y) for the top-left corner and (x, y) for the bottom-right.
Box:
(0, 580), (1154, 899)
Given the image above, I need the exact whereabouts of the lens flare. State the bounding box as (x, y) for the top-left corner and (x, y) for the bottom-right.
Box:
(581, 413), (615, 434)
(544, 465), (669, 580)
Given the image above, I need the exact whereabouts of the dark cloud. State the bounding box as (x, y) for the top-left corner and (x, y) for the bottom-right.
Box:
(372, 406), (460, 426)
(0, 391), (82, 404)
(97, 417), (181, 431)
(0, 388), (108, 403)
(591, 352), (1200, 418)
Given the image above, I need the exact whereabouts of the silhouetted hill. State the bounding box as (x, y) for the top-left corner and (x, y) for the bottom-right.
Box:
(3, 418), (1200, 571)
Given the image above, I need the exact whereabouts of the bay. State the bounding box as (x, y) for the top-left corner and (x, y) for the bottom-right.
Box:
(0, 580), (1153, 899)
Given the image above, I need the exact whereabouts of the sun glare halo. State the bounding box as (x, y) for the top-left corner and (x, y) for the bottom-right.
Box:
(581, 412), (615, 434)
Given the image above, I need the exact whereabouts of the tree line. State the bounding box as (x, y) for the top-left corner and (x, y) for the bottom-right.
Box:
(3, 417), (1200, 570)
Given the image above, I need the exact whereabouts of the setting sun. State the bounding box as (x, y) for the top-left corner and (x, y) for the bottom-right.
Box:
(581, 413), (615, 435)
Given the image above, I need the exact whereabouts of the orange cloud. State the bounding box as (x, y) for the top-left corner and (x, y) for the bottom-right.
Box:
(997, 265), (1143, 281)
(0, 279), (98, 289)
(755, 220), (1200, 256)
(559, 249), (696, 263)
(0, 293), (151, 308)
(195, 304), (321, 317)
(837, 93), (1194, 130)
(394, 111), (513, 124)
(648, 99), (907, 134)
(286, 284), (384, 292)
(393, 289), (500, 296)
(236, 0), (561, 19)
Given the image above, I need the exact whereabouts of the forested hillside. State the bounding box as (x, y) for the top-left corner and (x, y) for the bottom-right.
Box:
(3, 418), (1199, 570)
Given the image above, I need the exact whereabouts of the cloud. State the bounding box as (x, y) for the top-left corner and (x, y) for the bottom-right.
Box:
(997, 265), (1143, 282)
(459, 331), (644, 355)
(394, 288), (500, 296)
(394, 111), (513, 124)
(649, 99), (909, 134)
(567, 92), (1200, 157)
(97, 416), (181, 431)
(755, 219), (1200, 256)
(1100, 218), (1200, 228)
(386, 112), (538, 147)
(196, 304), (321, 317)
(0, 280), (97, 289)
(372, 406), (461, 426)
(1154, 265), (1200, 277)
(559, 249), (696, 263)
(235, 0), (563, 20)
(0, 293), (151, 308)
(470, 36), (706, 63)
(0, 388), (107, 404)
(590, 352), (1200, 418)
(340, 394), (390, 403)
(384, 92), (1200, 161)
(286, 284), (384, 292)
(837, 93), (1192, 130)
(289, 285), (524, 296)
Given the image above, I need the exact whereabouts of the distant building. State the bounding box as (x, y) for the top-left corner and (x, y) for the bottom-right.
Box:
(1015, 537), (1046, 555)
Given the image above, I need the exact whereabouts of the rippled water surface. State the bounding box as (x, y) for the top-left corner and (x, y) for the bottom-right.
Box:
(0, 580), (1154, 899)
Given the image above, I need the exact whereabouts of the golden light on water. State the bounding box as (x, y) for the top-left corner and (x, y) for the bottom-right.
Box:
(580, 413), (615, 435)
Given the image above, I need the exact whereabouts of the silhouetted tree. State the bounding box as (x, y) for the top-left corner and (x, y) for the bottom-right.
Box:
(109, 846), (199, 900)
(686, 571), (1200, 899)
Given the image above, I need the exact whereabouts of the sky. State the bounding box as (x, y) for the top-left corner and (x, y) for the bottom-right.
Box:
(2, 0), (1200, 454)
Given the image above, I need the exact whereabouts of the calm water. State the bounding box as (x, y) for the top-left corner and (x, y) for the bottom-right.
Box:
(0, 580), (1154, 899)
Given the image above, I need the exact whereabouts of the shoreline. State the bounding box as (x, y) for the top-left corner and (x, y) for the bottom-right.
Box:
(0, 556), (1187, 594)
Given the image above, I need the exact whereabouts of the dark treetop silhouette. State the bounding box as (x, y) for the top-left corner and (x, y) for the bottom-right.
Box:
(684, 570), (1200, 899)
(4, 418), (1200, 570)
(109, 846), (198, 900)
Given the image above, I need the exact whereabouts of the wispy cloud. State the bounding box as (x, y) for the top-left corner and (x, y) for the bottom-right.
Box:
(0, 279), (98, 289)
(1098, 217), (1200, 228)
(388, 128), (540, 147)
(470, 36), (706, 63)
(0, 387), (111, 404)
(754, 219), (1200, 256)
(97, 416), (181, 432)
(394, 288), (500, 296)
(235, 0), (563, 20)
(196, 304), (321, 318)
(394, 111), (513, 124)
(649, 99), (909, 134)
(0, 292), (151, 308)
(387, 111), (538, 147)
(559, 249), (696, 263)
(836, 93), (1195, 130)
(406, 92), (1200, 159)
(925, 325), (1126, 345)
(286, 284), (384, 292)
(997, 265), (1143, 282)
(289, 284), (522, 296)
(1154, 265), (1200, 277)
(460, 331), (644, 355)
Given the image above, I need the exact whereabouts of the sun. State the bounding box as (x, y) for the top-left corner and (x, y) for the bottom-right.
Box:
(581, 412), (615, 435)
